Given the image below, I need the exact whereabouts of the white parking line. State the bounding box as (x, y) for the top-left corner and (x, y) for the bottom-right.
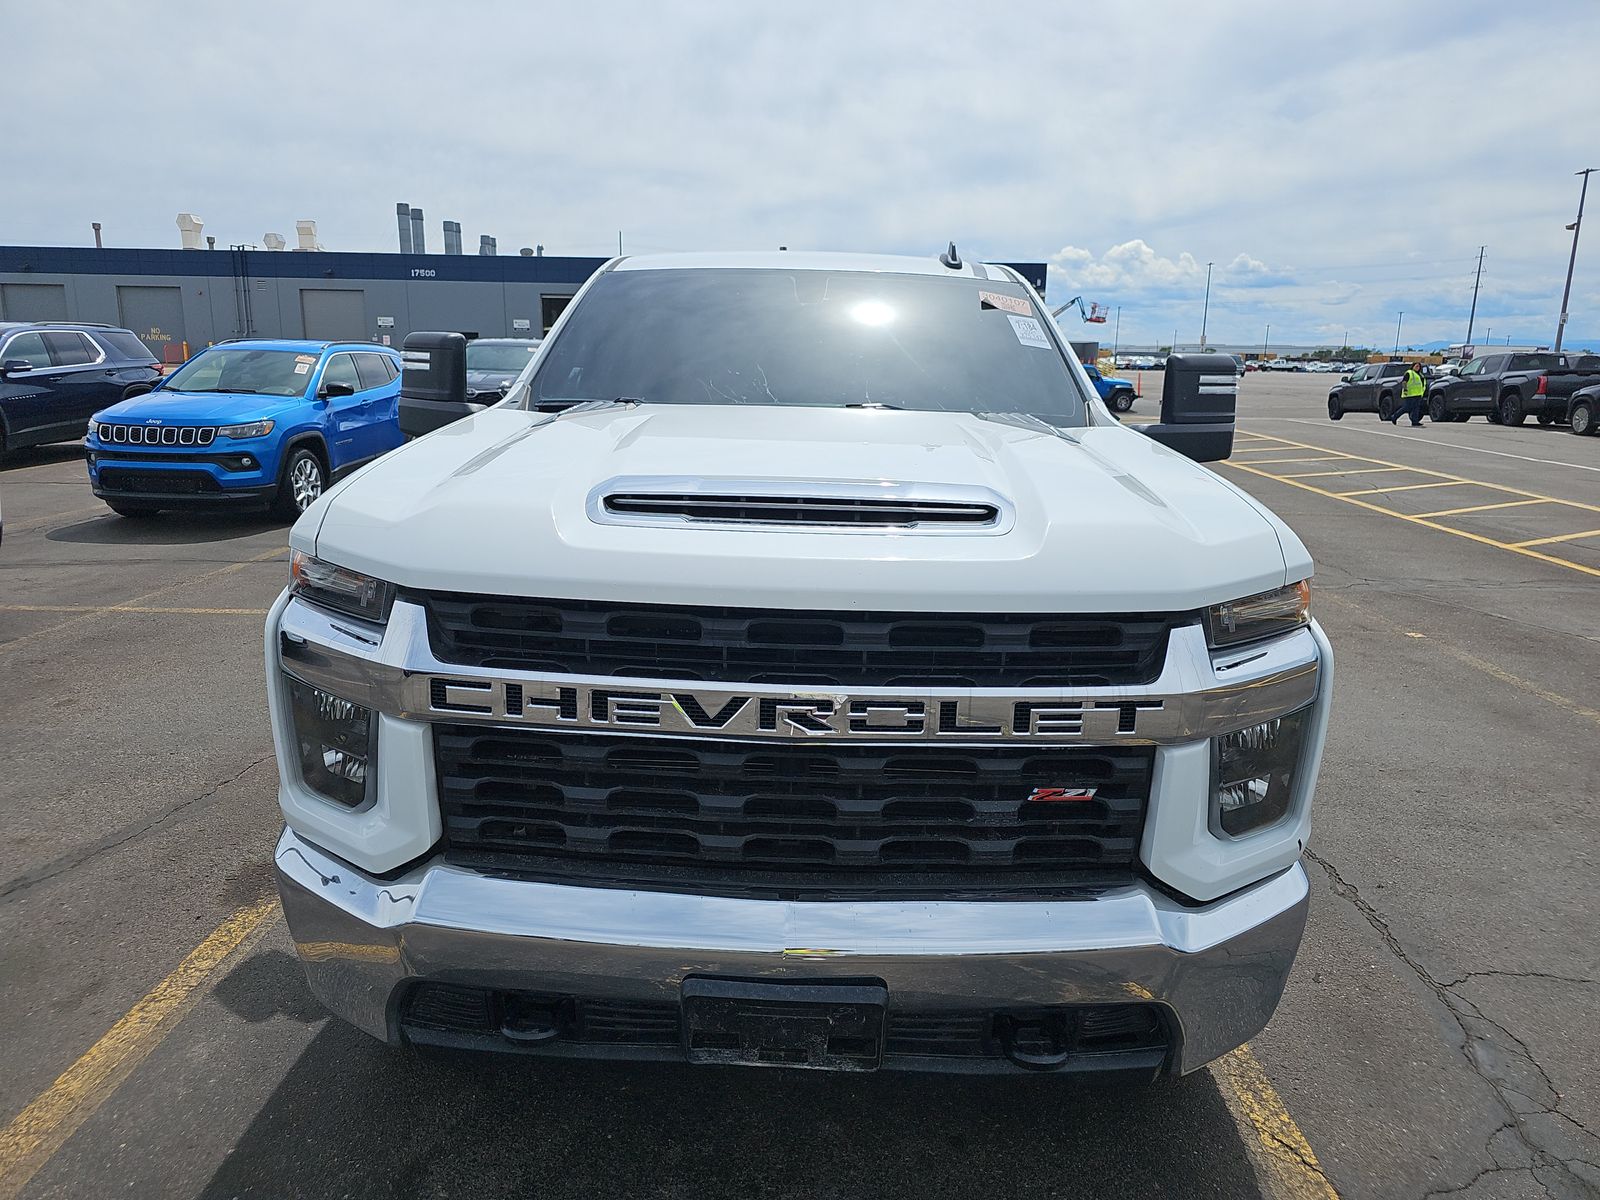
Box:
(1265, 418), (1600, 474)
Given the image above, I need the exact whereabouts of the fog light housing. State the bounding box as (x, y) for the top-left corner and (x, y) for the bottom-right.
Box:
(1211, 707), (1311, 838)
(286, 675), (375, 809)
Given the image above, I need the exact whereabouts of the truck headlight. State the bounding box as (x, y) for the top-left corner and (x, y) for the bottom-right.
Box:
(217, 419), (275, 439)
(1211, 707), (1312, 837)
(286, 675), (375, 809)
(290, 550), (394, 623)
(1205, 580), (1311, 648)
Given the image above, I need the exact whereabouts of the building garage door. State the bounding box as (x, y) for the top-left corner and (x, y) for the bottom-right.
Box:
(299, 289), (367, 341)
(116, 285), (186, 354)
(1, 283), (69, 322)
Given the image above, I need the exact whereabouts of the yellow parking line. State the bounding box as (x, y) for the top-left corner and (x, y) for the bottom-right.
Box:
(1279, 466), (1412, 480)
(0, 605), (270, 616)
(1213, 1046), (1341, 1199)
(1413, 499), (1551, 519)
(1225, 461), (1600, 580)
(1235, 433), (1600, 515)
(1512, 528), (1600, 549)
(2, 505), (107, 535)
(1240, 456), (1354, 466)
(0, 546), (286, 655)
(1337, 481), (1472, 497)
(0, 899), (278, 1200)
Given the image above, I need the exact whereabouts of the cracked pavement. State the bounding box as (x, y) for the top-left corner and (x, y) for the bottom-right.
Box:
(2, 375), (1598, 1199)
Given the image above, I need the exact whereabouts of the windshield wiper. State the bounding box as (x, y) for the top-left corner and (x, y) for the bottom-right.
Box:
(844, 402), (904, 410)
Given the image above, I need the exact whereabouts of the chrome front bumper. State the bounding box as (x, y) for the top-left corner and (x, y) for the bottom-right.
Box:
(275, 827), (1309, 1075)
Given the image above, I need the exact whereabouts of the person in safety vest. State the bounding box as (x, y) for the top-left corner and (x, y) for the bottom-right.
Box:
(1390, 362), (1426, 425)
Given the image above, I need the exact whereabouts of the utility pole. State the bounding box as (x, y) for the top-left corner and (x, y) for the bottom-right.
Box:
(1112, 307), (1121, 360)
(1555, 168), (1595, 353)
(1200, 262), (1214, 348)
(1465, 245), (1485, 351)
(1394, 312), (1404, 357)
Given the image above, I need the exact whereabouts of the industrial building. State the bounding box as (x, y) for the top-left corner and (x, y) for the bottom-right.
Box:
(0, 243), (608, 362)
(0, 237), (1050, 364)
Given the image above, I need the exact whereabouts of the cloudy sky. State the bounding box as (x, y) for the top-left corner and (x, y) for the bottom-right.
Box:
(8, 0), (1598, 347)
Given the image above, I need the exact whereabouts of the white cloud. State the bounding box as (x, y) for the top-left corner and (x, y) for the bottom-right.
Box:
(4, 0), (1598, 346)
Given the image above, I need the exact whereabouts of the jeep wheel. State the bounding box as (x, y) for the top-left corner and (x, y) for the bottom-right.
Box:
(1328, 395), (1344, 420)
(1111, 391), (1135, 413)
(1377, 394), (1395, 422)
(273, 447), (327, 519)
(1572, 401), (1597, 436)
(108, 502), (159, 518)
(1427, 395), (1448, 423)
(1500, 394), (1526, 425)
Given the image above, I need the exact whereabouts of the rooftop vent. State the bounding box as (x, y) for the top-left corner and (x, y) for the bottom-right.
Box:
(176, 213), (204, 250)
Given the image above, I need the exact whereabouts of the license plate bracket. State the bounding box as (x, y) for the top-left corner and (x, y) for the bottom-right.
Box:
(681, 978), (887, 1071)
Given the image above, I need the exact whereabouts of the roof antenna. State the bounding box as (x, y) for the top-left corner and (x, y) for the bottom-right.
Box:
(939, 241), (962, 270)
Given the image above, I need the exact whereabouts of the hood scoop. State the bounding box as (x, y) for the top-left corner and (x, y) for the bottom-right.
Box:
(590, 477), (1013, 534)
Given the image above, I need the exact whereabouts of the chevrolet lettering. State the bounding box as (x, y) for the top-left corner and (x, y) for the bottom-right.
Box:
(268, 250), (1333, 1081)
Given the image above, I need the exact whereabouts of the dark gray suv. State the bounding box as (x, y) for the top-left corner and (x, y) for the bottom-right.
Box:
(0, 322), (161, 453)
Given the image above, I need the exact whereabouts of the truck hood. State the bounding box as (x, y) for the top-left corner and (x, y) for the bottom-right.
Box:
(304, 405), (1306, 613)
(94, 389), (299, 424)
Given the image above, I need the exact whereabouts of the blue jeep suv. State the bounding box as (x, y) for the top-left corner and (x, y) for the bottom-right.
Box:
(85, 340), (403, 519)
(1, 322), (162, 453)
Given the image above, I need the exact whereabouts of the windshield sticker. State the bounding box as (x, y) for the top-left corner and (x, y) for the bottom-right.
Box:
(294, 362), (311, 375)
(295, 354), (317, 364)
(979, 291), (1031, 316)
(1006, 314), (1052, 349)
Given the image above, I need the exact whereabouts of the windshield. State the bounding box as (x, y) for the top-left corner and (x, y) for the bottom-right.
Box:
(1510, 354), (1562, 371)
(525, 268), (1090, 423)
(163, 348), (315, 397)
(467, 341), (541, 372)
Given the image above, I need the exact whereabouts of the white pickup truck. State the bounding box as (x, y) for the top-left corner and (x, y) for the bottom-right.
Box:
(267, 250), (1332, 1080)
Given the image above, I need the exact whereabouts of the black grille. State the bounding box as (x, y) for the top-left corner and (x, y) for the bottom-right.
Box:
(603, 493), (999, 528)
(400, 984), (1168, 1063)
(415, 593), (1181, 688)
(434, 726), (1152, 896)
(97, 468), (221, 495)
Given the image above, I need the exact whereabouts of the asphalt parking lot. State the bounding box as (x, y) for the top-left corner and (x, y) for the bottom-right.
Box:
(1, 372), (1596, 1200)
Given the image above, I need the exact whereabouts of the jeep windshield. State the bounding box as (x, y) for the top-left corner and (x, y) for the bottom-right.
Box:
(163, 348), (314, 397)
(524, 268), (1091, 424)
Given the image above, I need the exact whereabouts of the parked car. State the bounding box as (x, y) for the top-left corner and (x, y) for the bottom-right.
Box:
(267, 249), (1330, 1081)
(1423, 353), (1596, 425)
(1327, 361), (1409, 420)
(0, 322), (161, 454)
(1563, 375), (1600, 436)
(84, 340), (403, 518)
(1081, 360), (1138, 412)
(466, 337), (542, 402)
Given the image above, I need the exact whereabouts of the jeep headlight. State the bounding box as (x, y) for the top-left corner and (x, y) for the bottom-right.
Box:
(285, 675), (375, 809)
(86, 419), (101, 440)
(217, 419), (275, 439)
(1205, 580), (1311, 648)
(290, 550), (394, 623)
(1212, 707), (1312, 837)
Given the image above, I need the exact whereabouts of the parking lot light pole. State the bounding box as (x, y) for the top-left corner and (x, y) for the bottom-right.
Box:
(1554, 168), (1595, 353)
(1200, 262), (1213, 349)
(1113, 307), (1120, 360)
(1394, 312), (1404, 357)
(1263, 322), (1270, 359)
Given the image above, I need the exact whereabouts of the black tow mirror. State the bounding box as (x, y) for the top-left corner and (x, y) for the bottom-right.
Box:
(320, 381), (356, 399)
(2, 359), (33, 376)
(399, 331), (469, 439)
(1136, 352), (1237, 463)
